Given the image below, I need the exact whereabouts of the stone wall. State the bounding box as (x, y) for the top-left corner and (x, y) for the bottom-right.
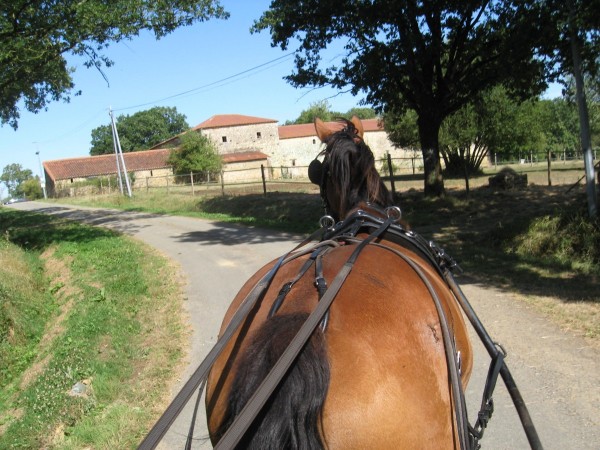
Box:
(200, 122), (280, 157)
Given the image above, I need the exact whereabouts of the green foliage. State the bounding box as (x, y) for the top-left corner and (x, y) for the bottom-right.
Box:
(90, 106), (190, 155)
(0, 239), (53, 389)
(383, 109), (420, 150)
(253, 1), (558, 196)
(0, 1), (229, 129)
(0, 163), (33, 197)
(510, 209), (600, 274)
(167, 131), (222, 178)
(0, 209), (184, 448)
(20, 178), (43, 199)
(285, 100), (377, 124)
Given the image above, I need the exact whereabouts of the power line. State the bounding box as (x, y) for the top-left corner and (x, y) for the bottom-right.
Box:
(113, 52), (295, 112)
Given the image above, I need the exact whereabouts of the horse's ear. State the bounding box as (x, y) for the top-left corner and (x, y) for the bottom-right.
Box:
(351, 116), (364, 139)
(315, 118), (333, 143)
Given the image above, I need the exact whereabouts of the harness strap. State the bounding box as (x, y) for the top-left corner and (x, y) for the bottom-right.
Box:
(137, 227), (326, 450)
(443, 272), (543, 450)
(469, 348), (505, 448)
(314, 250), (330, 331)
(213, 217), (394, 450)
(268, 248), (323, 318)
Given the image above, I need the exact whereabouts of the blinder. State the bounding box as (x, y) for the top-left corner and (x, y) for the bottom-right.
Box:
(308, 158), (324, 185)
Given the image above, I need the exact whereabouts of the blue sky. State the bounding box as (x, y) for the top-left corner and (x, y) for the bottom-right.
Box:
(0, 0), (561, 190)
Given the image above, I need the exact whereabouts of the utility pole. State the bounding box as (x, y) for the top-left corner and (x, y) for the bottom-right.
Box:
(568, 0), (597, 218)
(34, 144), (47, 199)
(109, 108), (132, 197)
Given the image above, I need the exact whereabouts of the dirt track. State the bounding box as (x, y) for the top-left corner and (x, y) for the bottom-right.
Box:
(9, 201), (600, 449)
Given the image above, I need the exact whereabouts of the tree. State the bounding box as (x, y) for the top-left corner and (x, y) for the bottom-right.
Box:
(383, 109), (420, 150)
(254, 1), (553, 196)
(167, 132), (222, 180)
(20, 178), (43, 200)
(0, 164), (33, 197)
(285, 100), (376, 124)
(90, 106), (189, 155)
(0, 1), (228, 129)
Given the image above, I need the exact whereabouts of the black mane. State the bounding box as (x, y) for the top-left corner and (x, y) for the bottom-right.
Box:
(322, 120), (392, 219)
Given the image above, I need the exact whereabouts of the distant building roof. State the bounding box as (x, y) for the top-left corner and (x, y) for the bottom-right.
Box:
(278, 118), (384, 139)
(193, 114), (278, 130)
(222, 151), (268, 164)
(43, 148), (268, 181)
(44, 149), (172, 181)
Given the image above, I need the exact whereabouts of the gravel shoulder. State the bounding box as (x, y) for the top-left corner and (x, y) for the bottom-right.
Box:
(8, 201), (599, 449)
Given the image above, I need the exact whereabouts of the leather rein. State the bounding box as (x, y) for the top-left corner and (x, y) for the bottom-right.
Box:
(138, 207), (543, 450)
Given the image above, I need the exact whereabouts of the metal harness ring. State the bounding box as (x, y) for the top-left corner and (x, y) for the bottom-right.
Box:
(385, 206), (402, 223)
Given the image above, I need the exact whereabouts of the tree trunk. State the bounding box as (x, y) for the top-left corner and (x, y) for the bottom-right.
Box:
(417, 115), (445, 197)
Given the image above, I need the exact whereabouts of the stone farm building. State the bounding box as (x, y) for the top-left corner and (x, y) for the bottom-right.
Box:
(42, 114), (406, 197)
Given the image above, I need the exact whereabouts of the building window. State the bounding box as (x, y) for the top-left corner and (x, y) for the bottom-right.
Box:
(257, 132), (262, 139)
(222, 136), (227, 143)
(313, 139), (316, 144)
(150, 170), (154, 177)
(292, 159), (296, 166)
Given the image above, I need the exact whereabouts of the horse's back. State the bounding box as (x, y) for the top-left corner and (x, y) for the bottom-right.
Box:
(206, 240), (472, 449)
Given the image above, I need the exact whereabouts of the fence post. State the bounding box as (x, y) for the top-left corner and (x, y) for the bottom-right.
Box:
(261, 164), (267, 196)
(411, 156), (416, 174)
(547, 149), (552, 186)
(221, 171), (225, 196)
(494, 153), (497, 170)
(190, 171), (195, 196)
(387, 153), (396, 195)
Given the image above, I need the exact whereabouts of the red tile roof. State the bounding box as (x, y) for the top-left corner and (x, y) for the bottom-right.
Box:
(44, 149), (172, 181)
(278, 118), (384, 139)
(193, 114), (278, 130)
(43, 148), (268, 181)
(222, 151), (268, 163)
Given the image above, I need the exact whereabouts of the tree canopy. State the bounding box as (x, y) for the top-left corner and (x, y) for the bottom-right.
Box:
(254, 1), (593, 196)
(167, 132), (222, 178)
(285, 100), (377, 124)
(90, 107), (189, 155)
(1, 164), (33, 198)
(0, 0), (228, 129)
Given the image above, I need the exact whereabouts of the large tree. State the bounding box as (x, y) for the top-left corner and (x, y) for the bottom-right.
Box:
(90, 106), (189, 155)
(0, 0), (228, 129)
(0, 164), (33, 198)
(254, 1), (554, 196)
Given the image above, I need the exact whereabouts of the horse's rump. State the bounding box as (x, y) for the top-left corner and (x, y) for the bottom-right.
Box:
(206, 238), (472, 449)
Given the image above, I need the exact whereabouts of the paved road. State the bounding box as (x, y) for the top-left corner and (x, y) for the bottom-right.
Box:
(9, 202), (599, 449)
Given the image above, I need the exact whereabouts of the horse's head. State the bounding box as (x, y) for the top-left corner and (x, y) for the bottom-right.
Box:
(309, 116), (392, 221)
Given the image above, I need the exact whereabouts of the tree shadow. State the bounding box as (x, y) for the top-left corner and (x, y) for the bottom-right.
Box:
(173, 221), (304, 246)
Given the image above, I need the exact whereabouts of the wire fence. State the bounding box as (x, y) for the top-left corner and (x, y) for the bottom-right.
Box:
(54, 151), (597, 198)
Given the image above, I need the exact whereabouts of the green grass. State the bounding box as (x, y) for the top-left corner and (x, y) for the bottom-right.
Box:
(0, 208), (185, 449)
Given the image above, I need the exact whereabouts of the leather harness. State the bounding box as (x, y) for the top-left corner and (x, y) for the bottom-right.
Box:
(138, 207), (543, 450)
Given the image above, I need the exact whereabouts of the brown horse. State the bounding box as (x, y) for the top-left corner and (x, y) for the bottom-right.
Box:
(205, 117), (473, 449)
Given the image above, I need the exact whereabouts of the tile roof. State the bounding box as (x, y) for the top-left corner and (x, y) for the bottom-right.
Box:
(278, 118), (384, 139)
(193, 114), (278, 130)
(43, 148), (268, 181)
(44, 149), (172, 181)
(222, 151), (268, 163)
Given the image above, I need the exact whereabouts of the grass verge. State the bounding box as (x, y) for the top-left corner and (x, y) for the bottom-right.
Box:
(0, 208), (186, 449)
